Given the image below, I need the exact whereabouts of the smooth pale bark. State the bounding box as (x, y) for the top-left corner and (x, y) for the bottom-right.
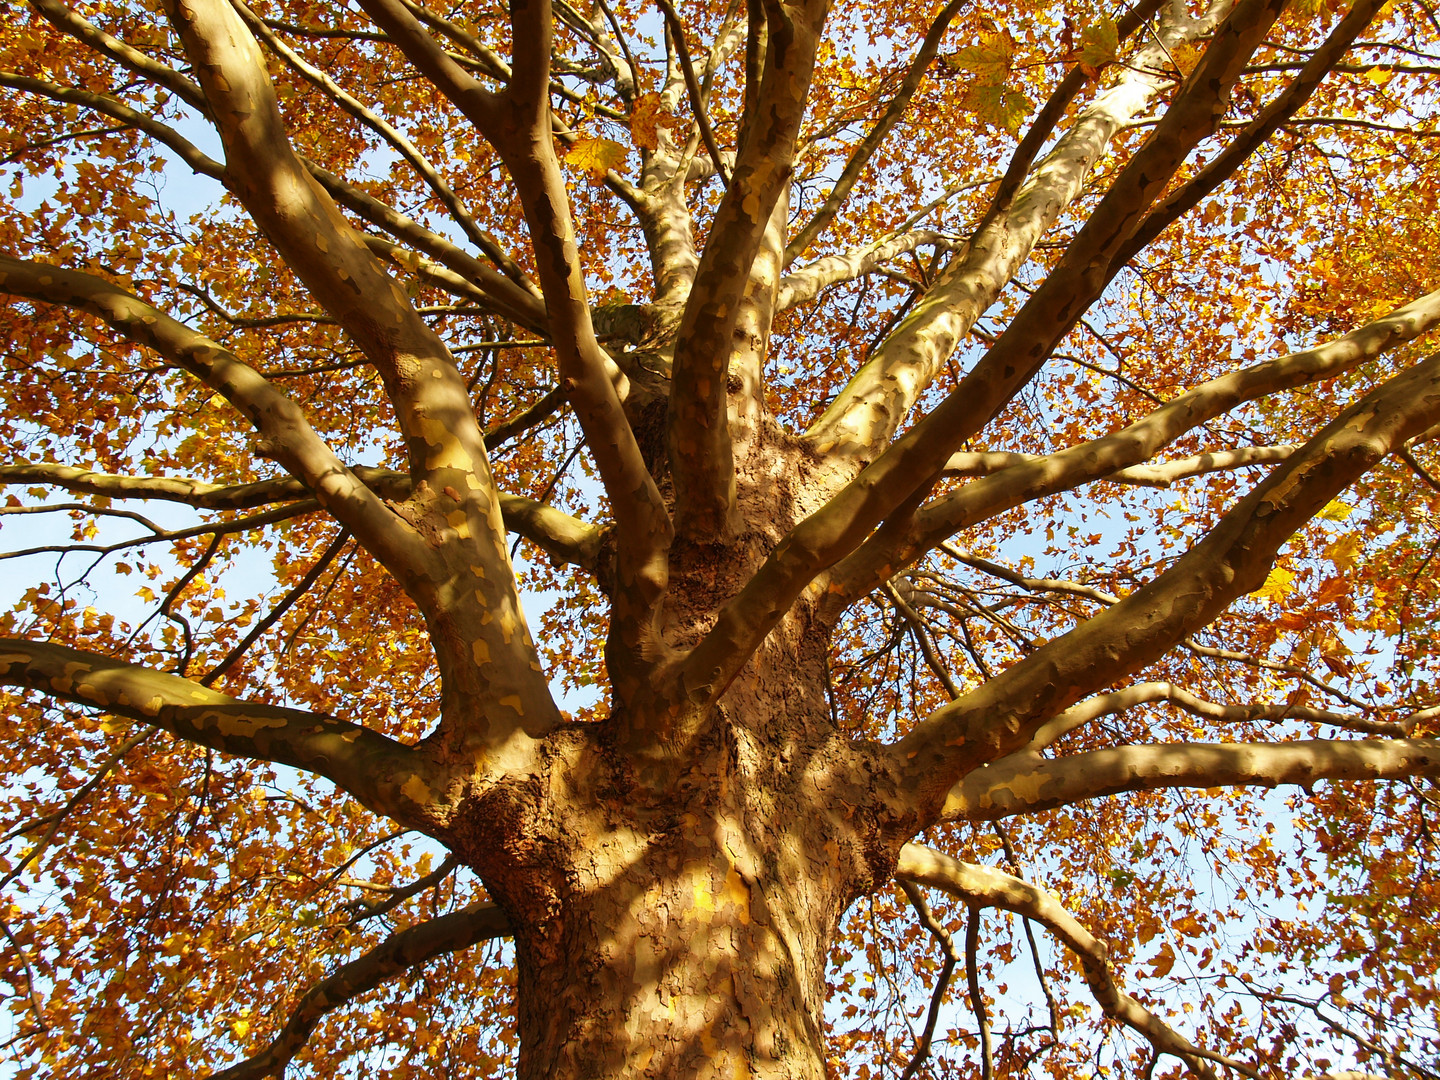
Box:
(821, 285), (1440, 614)
(801, 0), (1218, 460)
(894, 350), (1440, 815)
(944, 738), (1440, 821)
(896, 844), (1254, 1079)
(0, 639), (431, 825)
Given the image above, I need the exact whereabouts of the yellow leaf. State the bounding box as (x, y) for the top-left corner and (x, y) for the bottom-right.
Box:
(1076, 18), (1119, 75)
(948, 29), (1015, 77)
(136, 585), (157, 603)
(1253, 565), (1295, 603)
(1318, 498), (1353, 521)
(564, 137), (629, 183)
(1170, 43), (1203, 77)
(230, 1018), (251, 1039)
(1324, 533), (1360, 571)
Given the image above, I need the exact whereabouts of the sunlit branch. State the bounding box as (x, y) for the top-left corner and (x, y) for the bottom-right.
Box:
(785, 0), (968, 263)
(801, 0), (1225, 461)
(233, 0), (516, 271)
(821, 286), (1440, 613)
(1119, 0), (1389, 264)
(0, 639), (432, 824)
(940, 444), (1301, 487)
(656, 0), (729, 187)
(0, 463), (603, 570)
(1026, 681), (1410, 752)
(942, 737), (1440, 822)
(979, 0), (1167, 229)
(359, 233), (548, 335)
(207, 901), (511, 1080)
(666, 0), (829, 542)
(165, 0), (507, 508)
(0, 72), (222, 178)
(356, 0), (672, 707)
(27, 0), (210, 113)
(896, 843), (1252, 1080)
(893, 348), (1440, 807)
(776, 229), (958, 313)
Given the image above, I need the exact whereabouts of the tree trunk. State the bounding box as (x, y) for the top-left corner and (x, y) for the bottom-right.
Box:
(448, 713), (899, 1079)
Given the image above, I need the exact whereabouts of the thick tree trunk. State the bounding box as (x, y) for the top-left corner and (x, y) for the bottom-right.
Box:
(449, 715), (898, 1079)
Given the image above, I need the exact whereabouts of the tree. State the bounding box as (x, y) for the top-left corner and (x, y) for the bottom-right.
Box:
(1, 0), (1439, 1073)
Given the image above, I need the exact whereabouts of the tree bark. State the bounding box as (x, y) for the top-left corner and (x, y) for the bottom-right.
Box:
(445, 699), (901, 1079)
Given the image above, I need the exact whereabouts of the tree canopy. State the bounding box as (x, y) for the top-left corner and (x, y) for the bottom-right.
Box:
(1, 0), (1440, 1075)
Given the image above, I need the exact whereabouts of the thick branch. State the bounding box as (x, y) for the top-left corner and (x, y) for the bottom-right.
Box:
(356, 0), (673, 707)
(0, 639), (432, 826)
(822, 287), (1440, 614)
(666, 0), (830, 541)
(0, 463), (602, 570)
(165, 0), (565, 747)
(208, 902), (511, 1080)
(943, 738), (1440, 821)
(896, 844), (1251, 1080)
(893, 348), (1440, 815)
(776, 229), (955, 313)
(1119, 0), (1389, 265)
(801, 0), (1211, 460)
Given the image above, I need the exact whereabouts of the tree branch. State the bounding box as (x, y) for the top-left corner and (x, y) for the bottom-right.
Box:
(0, 462), (602, 570)
(785, 0), (968, 263)
(801, 0), (1214, 461)
(207, 901), (511, 1080)
(821, 286), (1440, 615)
(666, 0), (829, 541)
(897, 880), (961, 1080)
(0, 639), (432, 826)
(944, 737), (1440, 821)
(1025, 681), (1409, 752)
(356, 0), (673, 708)
(896, 843), (1254, 1080)
(892, 347), (1440, 814)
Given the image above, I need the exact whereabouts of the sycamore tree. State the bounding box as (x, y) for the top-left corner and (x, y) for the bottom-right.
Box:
(3, 0), (1440, 1074)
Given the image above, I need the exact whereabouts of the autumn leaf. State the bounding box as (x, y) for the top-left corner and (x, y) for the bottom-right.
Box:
(564, 136), (629, 182)
(959, 83), (1031, 135)
(1076, 18), (1120, 77)
(1252, 565), (1296, 603)
(1148, 942), (1177, 979)
(630, 92), (680, 150)
(1318, 498), (1353, 521)
(1324, 533), (1361, 571)
(946, 28), (1015, 78)
(1170, 42), (1203, 77)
